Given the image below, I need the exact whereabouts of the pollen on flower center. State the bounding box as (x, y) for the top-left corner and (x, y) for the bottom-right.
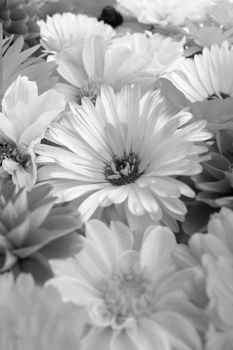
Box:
(101, 266), (154, 326)
(0, 142), (30, 167)
(104, 152), (142, 186)
(207, 92), (230, 100)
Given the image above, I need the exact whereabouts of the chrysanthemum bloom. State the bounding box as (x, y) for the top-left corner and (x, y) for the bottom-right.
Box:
(116, 0), (211, 26)
(164, 41), (233, 103)
(0, 181), (82, 283)
(39, 13), (115, 57)
(0, 75), (65, 190)
(204, 256), (233, 350)
(54, 36), (153, 104)
(36, 85), (211, 231)
(0, 273), (84, 349)
(48, 220), (207, 350)
(0, 24), (57, 99)
(111, 31), (184, 75)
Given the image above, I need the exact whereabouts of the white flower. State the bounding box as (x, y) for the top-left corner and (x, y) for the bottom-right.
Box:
(36, 84), (210, 231)
(116, 0), (212, 26)
(111, 31), (184, 75)
(0, 75), (65, 190)
(164, 41), (233, 103)
(54, 35), (153, 103)
(39, 12), (115, 56)
(48, 220), (206, 350)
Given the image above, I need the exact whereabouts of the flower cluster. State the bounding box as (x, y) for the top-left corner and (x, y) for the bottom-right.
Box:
(0, 0), (233, 348)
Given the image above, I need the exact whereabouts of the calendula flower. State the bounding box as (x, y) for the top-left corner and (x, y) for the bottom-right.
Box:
(48, 220), (206, 350)
(0, 181), (82, 283)
(164, 41), (233, 103)
(0, 75), (65, 190)
(111, 31), (184, 75)
(39, 13), (115, 56)
(36, 85), (210, 231)
(0, 273), (84, 350)
(116, 0), (211, 26)
(54, 36), (153, 104)
(0, 24), (57, 99)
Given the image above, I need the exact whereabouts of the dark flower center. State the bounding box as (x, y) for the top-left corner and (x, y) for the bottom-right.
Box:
(207, 92), (230, 101)
(0, 142), (29, 167)
(105, 153), (142, 186)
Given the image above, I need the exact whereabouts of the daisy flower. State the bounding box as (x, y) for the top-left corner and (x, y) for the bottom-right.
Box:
(39, 12), (115, 56)
(0, 75), (65, 190)
(0, 273), (83, 350)
(111, 31), (184, 75)
(0, 181), (82, 283)
(54, 35), (153, 104)
(36, 85), (211, 231)
(116, 0), (212, 26)
(48, 220), (207, 350)
(164, 41), (233, 103)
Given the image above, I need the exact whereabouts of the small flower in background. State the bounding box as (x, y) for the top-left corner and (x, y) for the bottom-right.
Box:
(54, 36), (153, 104)
(0, 24), (58, 100)
(0, 75), (65, 189)
(0, 273), (84, 349)
(39, 12), (115, 57)
(48, 219), (207, 350)
(111, 31), (184, 76)
(164, 41), (233, 103)
(0, 181), (82, 284)
(36, 85), (211, 231)
(0, 0), (40, 45)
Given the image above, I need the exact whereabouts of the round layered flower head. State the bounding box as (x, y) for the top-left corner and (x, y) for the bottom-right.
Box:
(0, 181), (82, 283)
(36, 85), (210, 231)
(111, 31), (184, 75)
(54, 35), (153, 104)
(39, 12), (115, 56)
(164, 41), (233, 103)
(48, 220), (207, 350)
(116, 0), (211, 26)
(0, 273), (83, 350)
(0, 75), (65, 190)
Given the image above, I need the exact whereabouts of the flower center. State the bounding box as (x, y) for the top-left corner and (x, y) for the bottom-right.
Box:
(207, 92), (230, 101)
(77, 80), (101, 104)
(0, 142), (29, 167)
(104, 152), (142, 186)
(101, 266), (154, 326)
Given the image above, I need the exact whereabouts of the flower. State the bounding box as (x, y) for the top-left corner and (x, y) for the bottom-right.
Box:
(0, 24), (57, 99)
(54, 35), (153, 103)
(48, 220), (206, 350)
(111, 31), (184, 75)
(116, 0), (211, 26)
(0, 181), (82, 283)
(0, 273), (84, 350)
(164, 41), (233, 103)
(39, 12), (115, 56)
(0, 75), (65, 190)
(36, 84), (210, 231)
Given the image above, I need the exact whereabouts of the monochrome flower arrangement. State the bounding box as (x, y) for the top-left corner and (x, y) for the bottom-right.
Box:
(0, 0), (232, 349)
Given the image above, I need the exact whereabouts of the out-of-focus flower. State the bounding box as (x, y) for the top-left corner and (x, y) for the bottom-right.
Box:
(184, 19), (233, 57)
(116, 0), (212, 27)
(164, 41), (233, 103)
(0, 24), (57, 99)
(48, 220), (206, 350)
(54, 36), (153, 103)
(111, 31), (184, 75)
(0, 273), (84, 349)
(39, 13), (115, 57)
(0, 0), (40, 43)
(208, 0), (233, 29)
(0, 182), (82, 283)
(36, 85), (210, 231)
(0, 75), (65, 190)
